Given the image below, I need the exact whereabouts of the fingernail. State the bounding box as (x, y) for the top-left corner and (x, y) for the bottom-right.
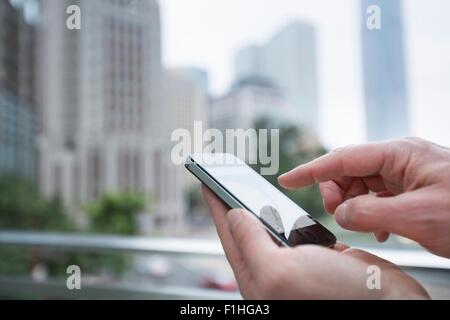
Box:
(278, 172), (289, 180)
(323, 200), (333, 215)
(279, 168), (297, 180)
(227, 209), (243, 230)
(335, 203), (349, 228)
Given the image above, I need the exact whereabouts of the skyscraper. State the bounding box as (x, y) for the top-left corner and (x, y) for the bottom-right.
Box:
(179, 67), (209, 94)
(361, 0), (410, 141)
(235, 21), (320, 133)
(211, 77), (297, 132)
(164, 68), (209, 135)
(164, 67), (208, 191)
(37, 0), (183, 229)
(235, 45), (264, 81)
(0, 1), (36, 181)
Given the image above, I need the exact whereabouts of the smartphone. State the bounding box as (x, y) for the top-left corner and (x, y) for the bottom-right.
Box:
(185, 153), (336, 247)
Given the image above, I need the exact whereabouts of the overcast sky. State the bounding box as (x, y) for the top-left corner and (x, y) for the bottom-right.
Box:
(160, 0), (450, 149)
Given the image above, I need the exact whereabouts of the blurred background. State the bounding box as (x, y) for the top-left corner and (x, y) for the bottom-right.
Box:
(0, 0), (449, 299)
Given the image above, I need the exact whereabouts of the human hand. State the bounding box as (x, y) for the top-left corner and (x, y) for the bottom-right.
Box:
(202, 186), (429, 300)
(278, 137), (450, 258)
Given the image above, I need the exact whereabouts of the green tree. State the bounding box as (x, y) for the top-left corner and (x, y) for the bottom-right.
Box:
(82, 192), (147, 276)
(0, 176), (72, 276)
(252, 118), (328, 219)
(85, 192), (146, 235)
(185, 186), (211, 225)
(0, 176), (71, 231)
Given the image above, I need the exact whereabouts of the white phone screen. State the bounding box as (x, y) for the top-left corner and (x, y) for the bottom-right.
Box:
(193, 154), (316, 240)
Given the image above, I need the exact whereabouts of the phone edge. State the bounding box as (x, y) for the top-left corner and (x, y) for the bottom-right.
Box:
(185, 156), (290, 247)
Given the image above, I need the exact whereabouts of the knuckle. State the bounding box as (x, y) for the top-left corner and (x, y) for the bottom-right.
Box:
(232, 214), (264, 244)
(233, 222), (252, 243)
(332, 144), (356, 154)
(342, 247), (362, 255)
(411, 198), (442, 227)
(341, 247), (367, 258)
(400, 137), (430, 152)
(347, 197), (383, 230)
(403, 136), (427, 144)
(391, 199), (407, 217)
(347, 199), (367, 224)
(416, 213), (440, 228)
(385, 138), (430, 174)
(387, 137), (412, 150)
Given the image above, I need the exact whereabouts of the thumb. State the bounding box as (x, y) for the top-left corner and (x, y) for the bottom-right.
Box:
(334, 194), (409, 234)
(227, 209), (278, 271)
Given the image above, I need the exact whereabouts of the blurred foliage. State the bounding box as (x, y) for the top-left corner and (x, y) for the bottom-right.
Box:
(85, 192), (146, 235)
(0, 176), (73, 276)
(252, 118), (328, 219)
(185, 186), (211, 226)
(186, 187), (203, 213)
(82, 192), (147, 275)
(0, 176), (147, 277)
(0, 176), (71, 231)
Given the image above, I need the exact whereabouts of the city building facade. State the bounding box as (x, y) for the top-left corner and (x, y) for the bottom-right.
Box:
(211, 77), (296, 132)
(0, 1), (36, 181)
(37, 0), (184, 230)
(235, 21), (320, 133)
(361, 0), (410, 141)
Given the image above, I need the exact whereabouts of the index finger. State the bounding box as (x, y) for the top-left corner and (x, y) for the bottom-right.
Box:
(278, 142), (393, 189)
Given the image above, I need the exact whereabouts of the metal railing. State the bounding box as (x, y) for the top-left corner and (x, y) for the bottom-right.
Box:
(0, 231), (225, 256)
(0, 231), (240, 300)
(0, 231), (449, 299)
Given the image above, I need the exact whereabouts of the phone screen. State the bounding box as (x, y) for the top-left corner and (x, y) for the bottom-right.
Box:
(193, 154), (319, 244)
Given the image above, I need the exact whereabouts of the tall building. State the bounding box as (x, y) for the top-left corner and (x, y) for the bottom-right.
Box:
(211, 77), (297, 132)
(0, 1), (19, 98)
(164, 68), (209, 136)
(37, 0), (183, 230)
(235, 45), (264, 81)
(210, 77), (297, 165)
(164, 67), (209, 197)
(235, 21), (320, 133)
(179, 67), (209, 94)
(0, 1), (36, 181)
(361, 0), (410, 141)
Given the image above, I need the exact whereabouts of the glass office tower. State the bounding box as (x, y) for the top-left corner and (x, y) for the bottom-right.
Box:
(361, 0), (410, 141)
